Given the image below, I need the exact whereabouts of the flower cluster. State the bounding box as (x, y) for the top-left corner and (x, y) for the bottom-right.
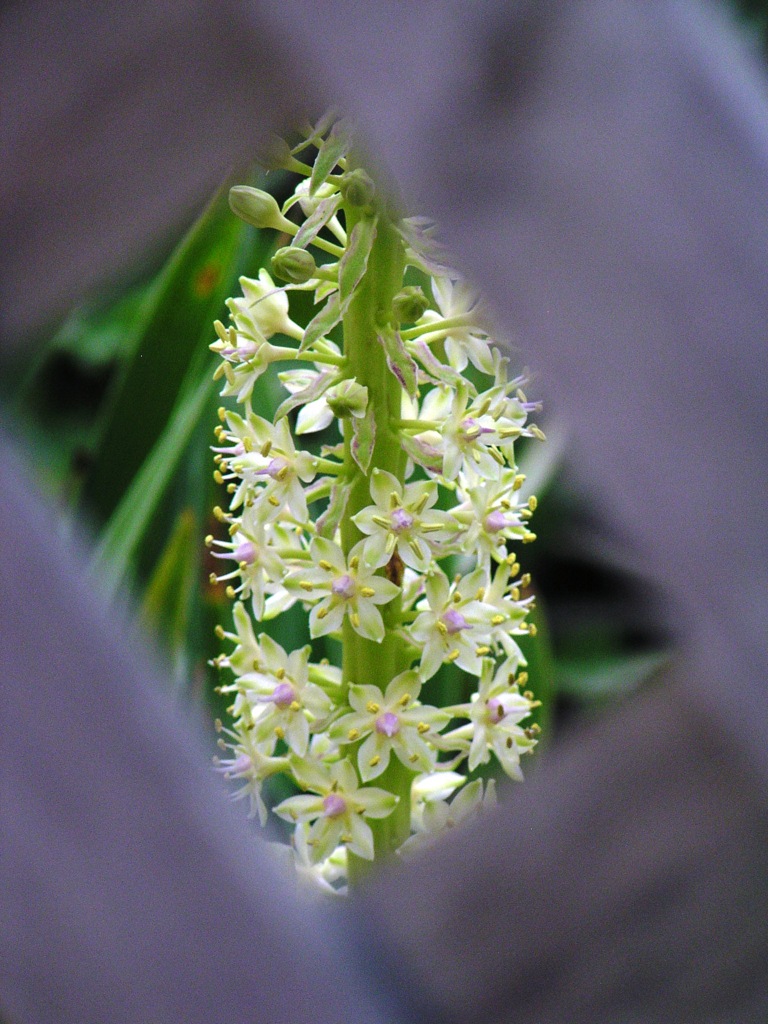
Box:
(210, 119), (543, 891)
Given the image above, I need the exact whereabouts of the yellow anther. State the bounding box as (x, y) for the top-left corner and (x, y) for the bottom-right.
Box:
(227, 484), (237, 493)
(366, 702), (380, 714)
(213, 506), (226, 522)
(209, 572), (218, 585)
(238, 560), (249, 571)
(506, 737), (514, 749)
(436, 621), (448, 636)
(520, 508), (532, 520)
(268, 495), (280, 507)
(447, 649), (460, 662)
(398, 693), (411, 707)
(243, 436), (253, 452)
(347, 728), (360, 741)
(317, 607), (328, 620)
(476, 646), (490, 656)
(511, 587), (521, 601)
(275, 668), (285, 679)
(318, 560), (333, 571)
(214, 718), (223, 732)
(274, 726), (285, 740)
(350, 555), (359, 570)
(501, 499), (511, 510)
(417, 722), (429, 734)
(476, 588), (485, 600)
(512, 474), (525, 490)
(452, 591), (462, 604)
(520, 573), (531, 587)
(528, 495), (538, 512)
(289, 700), (301, 712)
(530, 425), (546, 441)
(299, 581), (314, 591)
(517, 672), (529, 686)
(225, 586), (236, 600)
(360, 587), (375, 598)
(213, 470), (224, 484)
(509, 562), (521, 575)
(369, 755), (381, 767)
(214, 625), (225, 639)
(217, 406), (227, 423)
(491, 614), (505, 626)
(228, 523), (238, 536)
(527, 623), (538, 637)
(409, 753), (419, 763)
(523, 690), (534, 700)
(276, 466), (288, 481)
(260, 441), (272, 457)
(351, 613), (360, 627)
(213, 454), (223, 464)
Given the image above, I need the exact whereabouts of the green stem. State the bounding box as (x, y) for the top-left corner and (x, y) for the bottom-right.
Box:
(339, 198), (413, 882)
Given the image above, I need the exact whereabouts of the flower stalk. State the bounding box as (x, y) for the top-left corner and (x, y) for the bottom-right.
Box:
(210, 119), (544, 894)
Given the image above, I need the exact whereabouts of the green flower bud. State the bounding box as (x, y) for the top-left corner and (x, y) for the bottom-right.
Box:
(325, 379), (369, 419)
(271, 246), (317, 284)
(340, 169), (376, 209)
(392, 286), (430, 324)
(229, 186), (295, 233)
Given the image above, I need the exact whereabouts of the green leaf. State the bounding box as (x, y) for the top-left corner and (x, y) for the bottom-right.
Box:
(293, 193), (342, 250)
(377, 326), (418, 399)
(274, 369), (337, 422)
(316, 481), (350, 538)
(79, 175), (267, 525)
(351, 403), (375, 474)
(300, 292), (341, 353)
(339, 217), (377, 313)
(140, 508), (198, 670)
(556, 650), (670, 702)
(309, 119), (350, 195)
(91, 373), (214, 600)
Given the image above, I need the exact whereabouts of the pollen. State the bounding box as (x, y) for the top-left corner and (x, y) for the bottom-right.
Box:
(360, 587), (375, 598)
(447, 649), (460, 662)
(366, 702), (380, 714)
(398, 693), (411, 707)
(369, 755), (381, 767)
(491, 614), (505, 625)
(417, 722), (429, 734)
(347, 728), (360, 741)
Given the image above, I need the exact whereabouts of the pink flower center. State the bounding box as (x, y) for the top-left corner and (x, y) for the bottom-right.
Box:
(441, 608), (469, 635)
(487, 697), (505, 723)
(235, 541), (257, 564)
(375, 711), (401, 737)
(331, 574), (356, 599)
(484, 511), (508, 534)
(323, 793), (347, 818)
(390, 508), (414, 534)
(271, 682), (295, 707)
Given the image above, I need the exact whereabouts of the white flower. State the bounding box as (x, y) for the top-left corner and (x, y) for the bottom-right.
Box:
(284, 538), (399, 642)
(329, 671), (449, 781)
(274, 757), (397, 863)
(445, 658), (536, 779)
(238, 635), (334, 757)
(409, 566), (497, 680)
(352, 469), (454, 572)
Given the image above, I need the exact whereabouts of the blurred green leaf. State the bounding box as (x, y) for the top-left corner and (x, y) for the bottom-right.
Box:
(141, 507), (198, 683)
(92, 373), (214, 599)
(556, 649), (669, 701)
(80, 176), (269, 525)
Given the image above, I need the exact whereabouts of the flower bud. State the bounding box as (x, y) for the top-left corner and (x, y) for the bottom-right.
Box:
(271, 246), (317, 284)
(325, 379), (369, 419)
(340, 169), (376, 209)
(229, 186), (295, 233)
(392, 285), (430, 324)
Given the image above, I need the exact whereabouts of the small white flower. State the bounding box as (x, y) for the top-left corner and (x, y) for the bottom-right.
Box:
(284, 538), (399, 642)
(352, 469), (454, 572)
(329, 670), (449, 781)
(274, 757), (397, 863)
(409, 566), (497, 680)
